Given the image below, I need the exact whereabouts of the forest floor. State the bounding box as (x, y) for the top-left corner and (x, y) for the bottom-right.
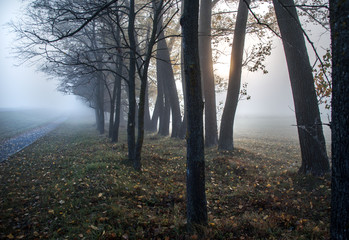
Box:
(0, 117), (331, 239)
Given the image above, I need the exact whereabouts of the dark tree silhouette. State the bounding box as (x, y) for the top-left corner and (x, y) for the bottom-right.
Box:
(218, 0), (251, 150)
(273, 0), (329, 176)
(330, 0), (349, 237)
(181, 0), (208, 228)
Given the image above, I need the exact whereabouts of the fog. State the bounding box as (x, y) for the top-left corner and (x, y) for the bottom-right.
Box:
(0, 0), (91, 114)
(0, 1), (330, 125)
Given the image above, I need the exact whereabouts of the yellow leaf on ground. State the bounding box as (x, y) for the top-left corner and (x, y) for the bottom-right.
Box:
(7, 233), (14, 239)
(313, 226), (320, 232)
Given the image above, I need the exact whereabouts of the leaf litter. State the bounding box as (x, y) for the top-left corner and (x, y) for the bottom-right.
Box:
(0, 122), (330, 239)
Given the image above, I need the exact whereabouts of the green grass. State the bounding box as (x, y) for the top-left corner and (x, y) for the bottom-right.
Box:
(0, 120), (330, 239)
(0, 109), (62, 142)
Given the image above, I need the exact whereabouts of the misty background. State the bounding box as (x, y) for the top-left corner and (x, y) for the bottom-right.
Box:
(0, 0), (89, 112)
(0, 0), (331, 141)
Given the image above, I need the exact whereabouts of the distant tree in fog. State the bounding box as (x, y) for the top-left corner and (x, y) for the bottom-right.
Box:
(12, 0), (181, 170)
(155, 9), (182, 138)
(199, 0), (218, 147)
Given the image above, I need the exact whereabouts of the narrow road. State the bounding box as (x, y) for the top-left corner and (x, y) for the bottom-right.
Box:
(0, 116), (67, 162)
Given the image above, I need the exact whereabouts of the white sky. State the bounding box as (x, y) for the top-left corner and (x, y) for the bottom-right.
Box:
(0, 0), (86, 111)
(0, 0), (331, 119)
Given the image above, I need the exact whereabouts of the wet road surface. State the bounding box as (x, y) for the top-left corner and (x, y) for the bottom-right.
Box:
(0, 117), (67, 162)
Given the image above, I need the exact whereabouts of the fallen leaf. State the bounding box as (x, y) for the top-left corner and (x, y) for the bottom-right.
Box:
(7, 233), (14, 239)
(90, 225), (99, 230)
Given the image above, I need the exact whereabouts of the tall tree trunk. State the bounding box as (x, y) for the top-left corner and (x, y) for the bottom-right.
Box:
(273, 0), (329, 176)
(110, 25), (122, 139)
(181, 0), (207, 228)
(218, 0), (250, 150)
(157, 54), (171, 136)
(134, 30), (152, 132)
(159, 89), (170, 135)
(135, 76), (146, 170)
(330, 0), (349, 238)
(149, 93), (161, 132)
(112, 56), (123, 143)
(199, 0), (218, 147)
(127, 0), (136, 162)
(156, 18), (182, 137)
(178, 0), (187, 140)
(178, 113), (187, 139)
(99, 77), (105, 134)
(112, 78), (122, 142)
(109, 102), (115, 138)
(144, 85), (152, 130)
(94, 106), (99, 130)
(134, 0), (163, 171)
(109, 75), (117, 138)
(95, 75), (105, 135)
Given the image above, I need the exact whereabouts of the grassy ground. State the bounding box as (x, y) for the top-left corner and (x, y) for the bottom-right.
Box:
(0, 109), (62, 142)
(0, 120), (330, 239)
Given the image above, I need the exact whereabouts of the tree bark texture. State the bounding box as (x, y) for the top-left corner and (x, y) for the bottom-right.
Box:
(127, 0), (136, 162)
(273, 0), (329, 176)
(199, 0), (218, 147)
(330, 0), (349, 238)
(181, 0), (207, 227)
(218, 0), (250, 150)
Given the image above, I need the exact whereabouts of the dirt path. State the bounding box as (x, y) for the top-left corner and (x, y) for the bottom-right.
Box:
(0, 116), (67, 162)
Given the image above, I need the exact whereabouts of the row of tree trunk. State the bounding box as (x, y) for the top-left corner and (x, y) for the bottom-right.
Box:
(95, 0), (329, 178)
(33, 0), (343, 235)
(182, 0), (348, 233)
(101, 0), (347, 234)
